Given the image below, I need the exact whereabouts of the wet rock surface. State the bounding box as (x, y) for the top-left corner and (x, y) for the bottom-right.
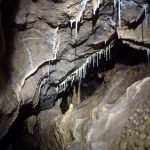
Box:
(0, 0), (149, 149)
(3, 0), (149, 106)
(55, 72), (150, 150)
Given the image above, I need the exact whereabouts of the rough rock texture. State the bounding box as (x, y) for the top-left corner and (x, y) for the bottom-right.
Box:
(24, 102), (61, 150)
(0, 0), (19, 142)
(0, 0), (150, 149)
(54, 64), (150, 150)
(22, 63), (150, 150)
(6, 0), (149, 106)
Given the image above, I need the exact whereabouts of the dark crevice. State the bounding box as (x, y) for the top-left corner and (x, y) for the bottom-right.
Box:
(121, 38), (150, 48)
(39, 38), (148, 114)
(0, 104), (40, 150)
(0, 37), (148, 150)
(1, 0), (20, 80)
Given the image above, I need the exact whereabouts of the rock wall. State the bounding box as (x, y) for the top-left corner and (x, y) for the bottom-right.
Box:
(0, 0), (149, 149)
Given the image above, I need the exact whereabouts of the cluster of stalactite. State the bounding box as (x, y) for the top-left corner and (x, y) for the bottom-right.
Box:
(38, 0), (149, 108)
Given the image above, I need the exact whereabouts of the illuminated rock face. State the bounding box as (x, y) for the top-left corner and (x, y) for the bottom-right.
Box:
(0, 0), (150, 149)
(5, 0), (150, 106)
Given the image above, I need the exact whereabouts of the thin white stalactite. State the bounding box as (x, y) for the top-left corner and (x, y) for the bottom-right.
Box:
(118, 0), (121, 27)
(97, 52), (99, 67)
(106, 47), (108, 61)
(143, 4), (148, 28)
(146, 49), (150, 62)
(74, 0), (103, 40)
(114, 0), (117, 8)
(58, 43), (113, 92)
(92, 0), (102, 15)
(75, 0), (87, 40)
(52, 27), (60, 60)
(92, 0), (98, 15)
(108, 45), (111, 59)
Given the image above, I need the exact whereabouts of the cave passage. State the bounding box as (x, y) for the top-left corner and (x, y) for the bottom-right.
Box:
(40, 39), (148, 113)
(0, 35), (148, 149)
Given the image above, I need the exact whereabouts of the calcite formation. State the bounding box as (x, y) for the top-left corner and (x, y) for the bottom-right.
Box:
(0, 0), (150, 149)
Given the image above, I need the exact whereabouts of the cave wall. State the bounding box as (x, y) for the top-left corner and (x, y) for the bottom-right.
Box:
(0, 0), (149, 150)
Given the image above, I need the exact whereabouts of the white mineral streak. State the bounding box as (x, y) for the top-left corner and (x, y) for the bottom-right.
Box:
(20, 32), (33, 69)
(58, 43), (113, 92)
(109, 17), (116, 26)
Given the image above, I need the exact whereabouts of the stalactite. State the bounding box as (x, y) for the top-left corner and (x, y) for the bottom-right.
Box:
(92, 0), (102, 15)
(57, 42), (114, 93)
(108, 45), (111, 59)
(73, 0), (103, 39)
(143, 4), (148, 28)
(105, 47), (108, 61)
(146, 49), (150, 62)
(75, 0), (88, 40)
(114, 0), (117, 8)
(52, 27), (60, 60)
(70, 19), (75, 29)
(75, 20), (78, 40)
(118, 0), (121, 27)
(92, 0), (98, 15)
(97, 52), (99, 67)
(92, 54), (95, 67)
